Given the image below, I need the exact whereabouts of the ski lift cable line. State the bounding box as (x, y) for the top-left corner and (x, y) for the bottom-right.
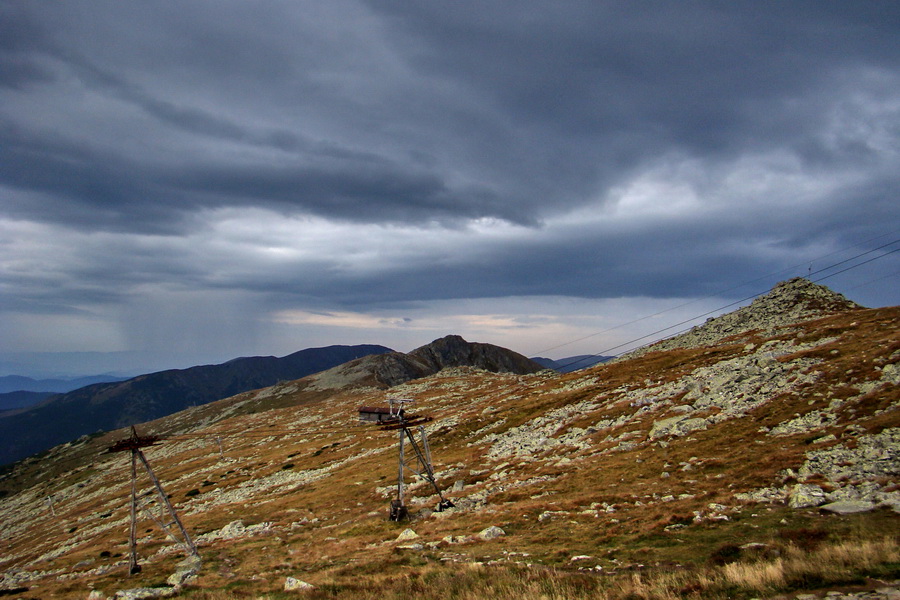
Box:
(844, 270), (900, 292)
(553, 241), (900, 372)
(165, 426), (367, 440)
(806, 238), (900, 279)
(532, 231), (900, 357)
(811, 247), (900, 284)
(163, 423), (382, 440)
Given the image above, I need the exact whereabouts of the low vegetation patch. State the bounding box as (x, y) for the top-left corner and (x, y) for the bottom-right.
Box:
(174, 537), (898, 600)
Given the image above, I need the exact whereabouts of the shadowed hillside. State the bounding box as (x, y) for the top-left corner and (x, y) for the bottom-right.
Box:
(0, 345), (392, 466)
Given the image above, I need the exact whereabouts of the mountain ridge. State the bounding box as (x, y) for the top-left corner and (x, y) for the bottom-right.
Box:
(622, 276), (863, 359)
(305, 334), (545, 391)
(0, 344), (393, 466)
(0, 279), (896, 599)
(0, 374), (131, 395)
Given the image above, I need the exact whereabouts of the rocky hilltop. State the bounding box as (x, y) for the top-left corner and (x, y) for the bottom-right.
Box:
(0, 279), (896, 600)
(625, 277), (863, 358)
(305, 335), (545, 390)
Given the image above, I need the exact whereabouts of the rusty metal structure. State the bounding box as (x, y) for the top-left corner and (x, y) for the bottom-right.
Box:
(107, 426), (198, 574)
(358, 398), (453, 521)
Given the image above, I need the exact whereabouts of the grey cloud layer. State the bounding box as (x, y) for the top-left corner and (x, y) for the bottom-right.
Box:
(3, 2), (894, 230)
(1, 1), (898, 331)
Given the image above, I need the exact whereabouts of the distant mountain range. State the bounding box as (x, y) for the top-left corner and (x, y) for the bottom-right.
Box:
(0, 374), (129, 394)
(0, 391), (55, 412)
(530, 355), (612, 373)
(0, 374), (132, 412)
(0, 344), (392, 466)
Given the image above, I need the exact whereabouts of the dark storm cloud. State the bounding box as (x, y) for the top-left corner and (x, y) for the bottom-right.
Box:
(2, 1), (898, 232)
(1, 1), (898, 374)
(365, 2), (900, 152)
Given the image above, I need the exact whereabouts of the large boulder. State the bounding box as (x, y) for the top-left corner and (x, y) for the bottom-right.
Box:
(788, 484), (826, 508)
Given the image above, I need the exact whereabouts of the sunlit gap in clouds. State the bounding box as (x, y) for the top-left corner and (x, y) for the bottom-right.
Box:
(267, 295), (729, 358)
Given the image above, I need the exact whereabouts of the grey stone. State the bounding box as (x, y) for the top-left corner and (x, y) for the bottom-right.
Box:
(789, 484), (826, 508)
(649, 415), (709, 440)
(395, 528), (419, 542)
(396, 543), (425, 550)
(284, 577), (315, 591)
(166, 555), (201, 588)
(114, 588), (176, 600)
(819, 500), (876, 514)
(478, 525), (506, 540)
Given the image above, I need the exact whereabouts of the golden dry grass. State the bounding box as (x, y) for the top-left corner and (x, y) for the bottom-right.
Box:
(172, 537), (898, 600)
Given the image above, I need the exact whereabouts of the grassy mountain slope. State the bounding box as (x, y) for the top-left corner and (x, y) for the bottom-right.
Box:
(0, 280), (897, 600)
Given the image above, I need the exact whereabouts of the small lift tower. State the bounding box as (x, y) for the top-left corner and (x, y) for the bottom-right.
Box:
(358, 398), (454, 521)
(107, 426), (199, 574)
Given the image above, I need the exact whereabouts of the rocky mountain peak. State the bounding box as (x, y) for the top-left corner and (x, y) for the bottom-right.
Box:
(306, 335), (545, 390)
(409, 335), (543, 375)
(626, 278), (863, 357)
(751, 277), (861, 315)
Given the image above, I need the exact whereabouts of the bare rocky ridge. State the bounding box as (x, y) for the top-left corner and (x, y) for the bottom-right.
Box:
(623, 277), (863, 359)
(0, 280), (896, 599)
(306, 335), (545, 390)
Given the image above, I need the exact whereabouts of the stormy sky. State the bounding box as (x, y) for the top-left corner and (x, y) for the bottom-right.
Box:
(1, 1), (898, 377)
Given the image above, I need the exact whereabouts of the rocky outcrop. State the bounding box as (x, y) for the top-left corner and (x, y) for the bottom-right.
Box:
(308, 335), (545, 389)
(735, 428), (900, 511)
(624, 278), (862, 358)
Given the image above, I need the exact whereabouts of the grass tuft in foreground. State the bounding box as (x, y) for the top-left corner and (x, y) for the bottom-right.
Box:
(180, 536), (898, 600)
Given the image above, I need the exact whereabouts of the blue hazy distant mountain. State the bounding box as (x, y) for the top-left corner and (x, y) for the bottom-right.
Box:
(0, 390), (55, 411)
(0, 374), (129, 394)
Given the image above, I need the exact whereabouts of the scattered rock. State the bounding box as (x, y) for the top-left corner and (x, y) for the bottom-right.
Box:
(789, 484), (827, 508)
(649, 415), (708, 439)
(396, 543), (425, 550)
(113, 588), (176, 600)
(166, 555), (201, 588)
(478, 526), (506, 540)
(819, 500), (876, 514)
(800, 428), (900, 482)
(396, 528), (419, 542)
(442, 535), (470, 544)
(284, 577), (315, 591)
